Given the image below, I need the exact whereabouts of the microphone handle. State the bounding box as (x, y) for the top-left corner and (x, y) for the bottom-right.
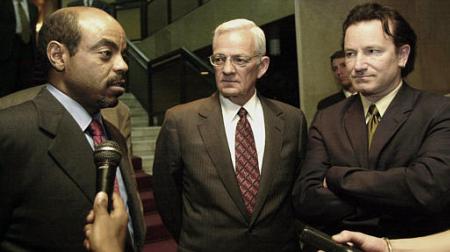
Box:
(96, 163), (117, 212)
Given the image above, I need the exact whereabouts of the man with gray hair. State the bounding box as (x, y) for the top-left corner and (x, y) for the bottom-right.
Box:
(153, 18), (307, 251)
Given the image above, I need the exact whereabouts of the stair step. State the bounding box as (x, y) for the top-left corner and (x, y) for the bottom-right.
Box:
(142, 239), (177, 252)
(133, 140), (157, 153)
(131, 126), (161, 137)
(135, 170), (152, 190)
(130, 110), (148, 117)
(141, 156), (155, 175)
(145, 213), (172, 242)
(140, 190), (156, 213)
(131, 117), (149, 127)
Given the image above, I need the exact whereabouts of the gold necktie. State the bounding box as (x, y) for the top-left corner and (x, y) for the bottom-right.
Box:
(18, 0), (31, 44)
(367, 104), (381, 149)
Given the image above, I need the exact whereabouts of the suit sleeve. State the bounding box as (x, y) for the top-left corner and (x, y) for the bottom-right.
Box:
(293, 111), (356, 225)
(152, 109), (183, 241)
(326, 101), (450, 213)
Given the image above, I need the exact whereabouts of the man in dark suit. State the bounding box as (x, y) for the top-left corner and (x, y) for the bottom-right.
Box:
(0, 7), (145, 251)
(317, 50), (355, 110)
(0, 85), (134, 155)
(153, 19), (307, 252)
(294, 3), (450, 239)
(68, 0), (113, 15)
(0, 0), (38, 97)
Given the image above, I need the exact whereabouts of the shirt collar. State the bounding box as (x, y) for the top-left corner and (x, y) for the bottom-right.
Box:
(360, 80), (403, 118)
(343, 89), (356, 98)
(220, 92), (260, 123)
(46, 84), (93, 132)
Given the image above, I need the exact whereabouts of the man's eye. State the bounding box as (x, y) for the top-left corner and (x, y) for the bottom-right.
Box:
(234, 57), (249, 65)
(214, 57), (226, 63)
(100, 50), (112, 58)
(345, 51), (355, 58)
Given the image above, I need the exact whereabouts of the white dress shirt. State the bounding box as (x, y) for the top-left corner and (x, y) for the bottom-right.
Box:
(220, 92), (266, 173)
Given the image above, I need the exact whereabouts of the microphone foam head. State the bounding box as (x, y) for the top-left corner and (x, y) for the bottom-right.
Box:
(94, 140), (122, 167)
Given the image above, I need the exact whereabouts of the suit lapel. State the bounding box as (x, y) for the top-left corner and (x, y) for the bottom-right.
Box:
(35, 89), (96, 202)
(343, 97), (369, 168)
(197, 94), (250, 221)
(368, 84), (417, 168)
(249, 97), (284, 225)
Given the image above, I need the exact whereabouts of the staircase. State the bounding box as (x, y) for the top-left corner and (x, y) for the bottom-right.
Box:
(120, 93), (177, 251)
(120, 93), (158, 175)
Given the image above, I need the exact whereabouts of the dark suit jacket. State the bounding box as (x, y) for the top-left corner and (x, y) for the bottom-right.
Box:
(0, 89), (145, 251)
(67, 0), (113, 15)
(316, 91), (346, 110)
(293, 84), (450, 238)
(153, 93), (307, 252)
(0, 0), (38, 61)
(0, 85), (133, 155)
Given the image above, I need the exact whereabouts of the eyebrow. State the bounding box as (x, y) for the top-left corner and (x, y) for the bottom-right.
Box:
(90, 38), (119, 51)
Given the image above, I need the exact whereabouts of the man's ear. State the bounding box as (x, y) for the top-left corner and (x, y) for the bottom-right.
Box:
(397, 44), (411, 68)
(257, 56), (270, 79)
(47, 41), (67, 72)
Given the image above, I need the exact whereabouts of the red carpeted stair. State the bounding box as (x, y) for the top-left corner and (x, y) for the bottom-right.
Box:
(132, 157), (177, 252)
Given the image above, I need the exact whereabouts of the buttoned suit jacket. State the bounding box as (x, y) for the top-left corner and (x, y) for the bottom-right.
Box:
(316, 91), (346, 110)
(293, 84), (450, 238)
(153, 92), (307, 252)
(0, 88), (145, 251)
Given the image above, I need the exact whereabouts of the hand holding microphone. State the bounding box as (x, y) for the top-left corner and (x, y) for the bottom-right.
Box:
(84, 192), (128, 252)
(84, 140), (127, 252)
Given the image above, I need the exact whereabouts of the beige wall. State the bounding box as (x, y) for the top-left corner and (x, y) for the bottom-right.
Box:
(136, 0), (294, 60)
(296, 0), (450, 122)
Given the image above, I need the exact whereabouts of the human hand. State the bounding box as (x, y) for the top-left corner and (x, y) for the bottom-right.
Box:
(84, 192), (128, 252)
(332, 230), (388, 252)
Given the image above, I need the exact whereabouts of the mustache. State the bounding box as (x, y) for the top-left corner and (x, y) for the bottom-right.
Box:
(107, 74), (126, 86)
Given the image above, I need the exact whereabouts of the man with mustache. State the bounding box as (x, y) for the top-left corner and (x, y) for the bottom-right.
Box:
(293, 2), (450, 241)
(153, 18), (307, 251)
(0, 7), (145, 251)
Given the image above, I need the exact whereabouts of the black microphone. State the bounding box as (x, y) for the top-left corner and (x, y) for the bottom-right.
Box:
(300, 225), (363, 252)
(94, 140), (122, 212)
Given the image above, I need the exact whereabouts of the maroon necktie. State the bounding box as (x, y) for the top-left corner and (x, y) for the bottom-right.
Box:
(88, 118), (120, 193)
(235, 108), (260, 215)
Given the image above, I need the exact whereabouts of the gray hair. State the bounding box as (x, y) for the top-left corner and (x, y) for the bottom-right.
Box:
(213, 18), (266, 56)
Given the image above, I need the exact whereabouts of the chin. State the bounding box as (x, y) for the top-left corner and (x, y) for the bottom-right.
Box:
(98, 98), (118, 109)
(220, 88), (240, 97)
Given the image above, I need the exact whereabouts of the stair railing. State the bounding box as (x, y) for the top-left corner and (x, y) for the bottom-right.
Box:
(148, 47), (216, 125)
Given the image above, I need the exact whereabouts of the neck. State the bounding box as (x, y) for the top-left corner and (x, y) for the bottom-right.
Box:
(226, 89), (255, 106)
(343, 86), (355, 93)
(363, 79), (402, 103)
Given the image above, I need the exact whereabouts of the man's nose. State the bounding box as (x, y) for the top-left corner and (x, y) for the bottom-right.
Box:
(114, 55), (128, 73)
(222, 57), (235, 74)
(354, 53), (367, 72)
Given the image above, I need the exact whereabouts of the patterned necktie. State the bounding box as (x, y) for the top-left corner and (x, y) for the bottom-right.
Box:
(235, 108), (260, 215)
(367, 104), (381, 149)
(17, 0), (31, 44)
(88, 119), (120, 193)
